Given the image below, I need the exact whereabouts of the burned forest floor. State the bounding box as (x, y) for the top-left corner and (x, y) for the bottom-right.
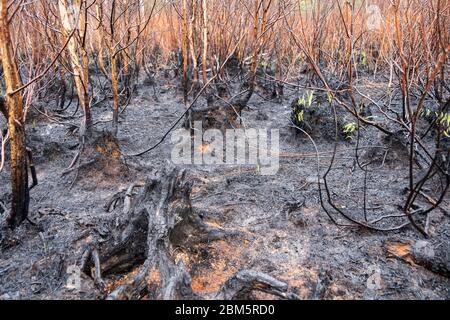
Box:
(0, 71), (449, 300)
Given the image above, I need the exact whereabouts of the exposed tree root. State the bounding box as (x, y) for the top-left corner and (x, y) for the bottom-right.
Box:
(216, 270), (300, 300)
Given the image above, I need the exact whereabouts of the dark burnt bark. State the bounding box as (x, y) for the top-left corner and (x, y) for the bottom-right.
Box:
(0, 95), (6, 120)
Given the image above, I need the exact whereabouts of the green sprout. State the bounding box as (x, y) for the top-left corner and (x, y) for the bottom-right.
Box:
(255, 163), (261, 175)
(342, 122), (357, 140)
(296, 90), (314, 109)
(421, 108), (432, 119)
(296, 109), (305, 124)
(421, 109), (450, 138)
(327, 91), (333, 104)
(437, 112), (450, 138)
(295, 53), (303, 65)
(292, 91), (315, 126)
(360, 51), (367, 66)
(438, 112), (450, 127)
(354, 50), (367, 66)
(297, 95), (306, 107)
(306, 90), (314, 107)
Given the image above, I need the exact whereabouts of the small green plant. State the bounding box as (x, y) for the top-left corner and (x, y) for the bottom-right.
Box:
(420, 108), (434, 120)
(297, 95), (306, 106)
(421, 109), (450, 138)
(255, 163), (261, 175)
(327, 91), (333, 104)
(437, 112), (450, 138)
(291, 90), (315, 127)
(295, 53), (303, 65)
(354, 50), (367, 66)
(296, 90), (314, 108)
(360, 51), (367, 66)
(342, 122), (357, 140)
(306, 90), (314, 107)
(295, 109), (305, 124)
(260, 55), (272, 70)
(292, 96), (306, 126)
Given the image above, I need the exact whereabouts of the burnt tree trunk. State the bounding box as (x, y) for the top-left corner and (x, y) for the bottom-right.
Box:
(108, 0), (120, 137)
(58, 0), (92, 139)
(0, 96), (6, 119)
(110, 46), (119, 136)
(0, 0), (29, 228)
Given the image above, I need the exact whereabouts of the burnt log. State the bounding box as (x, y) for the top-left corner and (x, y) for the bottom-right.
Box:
(411, 240), (450, 278)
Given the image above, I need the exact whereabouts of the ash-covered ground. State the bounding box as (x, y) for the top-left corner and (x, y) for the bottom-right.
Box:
(0, 73), (449, 300)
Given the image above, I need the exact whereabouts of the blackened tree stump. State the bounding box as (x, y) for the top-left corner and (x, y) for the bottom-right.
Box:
(82, 167), (225, 299)
(185, 82), (254, 131)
